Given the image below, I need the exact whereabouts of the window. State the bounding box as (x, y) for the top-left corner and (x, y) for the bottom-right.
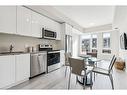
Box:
(80, 34), (98, 55)
(103, 32), (110, 48)
(92, 34), (97, 48)
(102, 32), (111, 53)
(80, 35), (91, 54)
(82, 39), (90, 52)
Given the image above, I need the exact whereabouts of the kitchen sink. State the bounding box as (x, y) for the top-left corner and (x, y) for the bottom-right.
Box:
(0, 51), (24, 55)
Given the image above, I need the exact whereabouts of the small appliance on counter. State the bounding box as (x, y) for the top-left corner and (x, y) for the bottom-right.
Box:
(38, 44), (61, 72)
(28, 47), (33, 52)
(27, 46), (37, 53)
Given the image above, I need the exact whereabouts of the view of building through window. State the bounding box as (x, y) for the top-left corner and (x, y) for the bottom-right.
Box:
(103, 32), (110, 48)
(80, 34), (97, 54)
(80, 32), (111, 55)
(82, 39), (90, 52)
(92, 34), (97, 48)
(80, 35), (91, 54)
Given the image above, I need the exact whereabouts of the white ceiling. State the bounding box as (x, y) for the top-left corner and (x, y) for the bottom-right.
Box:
(53, 6), (115, 28)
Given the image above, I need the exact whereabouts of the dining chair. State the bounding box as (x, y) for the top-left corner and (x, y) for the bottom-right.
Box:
(68, 57), (93, 89)
(92, 55), (116, 89)
(64, 52), (72, 77)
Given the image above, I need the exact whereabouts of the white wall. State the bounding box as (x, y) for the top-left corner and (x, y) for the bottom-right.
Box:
(0, 33), (61, 52)
(72, 33), (79, 57)
(72, 28), (80, 57)
(84, 24), (112, 33)
(97, 30), (119, 60)
(113, 6), (127, 70)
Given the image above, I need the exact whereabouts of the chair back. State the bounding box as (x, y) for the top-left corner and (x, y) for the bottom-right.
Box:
(108, 57), (116, 73)
(69, 57), (85, 76)
(65, 52), (72, 65)
(108, 55), (115, 69)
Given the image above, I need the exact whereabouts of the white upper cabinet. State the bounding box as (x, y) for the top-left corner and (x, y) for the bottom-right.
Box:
(0, 6), (61, 39)
(17, 6), (32, 36)
(45, 17), (55, 30)
(47, 19), (61, 40)
(39, 15), (49, 29)
(31, 11), (42, 38)
(64, 23), (72, 36)
(0, 55), (15, 88)
(0, 6), (16, 34)
(55, 22), (61, 40)
(15, 54), (30, 83)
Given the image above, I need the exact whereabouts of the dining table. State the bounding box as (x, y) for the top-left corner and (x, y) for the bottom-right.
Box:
(75, 55), (102, 86)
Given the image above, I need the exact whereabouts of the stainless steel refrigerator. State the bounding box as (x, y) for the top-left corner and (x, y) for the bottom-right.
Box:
(65, 35), (72, 54)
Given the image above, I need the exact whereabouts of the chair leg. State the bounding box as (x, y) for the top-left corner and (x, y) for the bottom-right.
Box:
(83, 76), (86, 89)
(90, 72), (93, 90)
(94, 72), (95, 81)
(109, 74), (114, 89)
(65, 66), (68, 77)
(68, 71), (71, 89)
(76, 76), (78, 84)
(93, 63), (96, 81)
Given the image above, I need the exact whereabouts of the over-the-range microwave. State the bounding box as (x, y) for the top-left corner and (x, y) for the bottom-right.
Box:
(42, 28), (57, 40)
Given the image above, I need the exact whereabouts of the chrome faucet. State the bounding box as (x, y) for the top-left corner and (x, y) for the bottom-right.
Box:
(9, 44), (14, 53)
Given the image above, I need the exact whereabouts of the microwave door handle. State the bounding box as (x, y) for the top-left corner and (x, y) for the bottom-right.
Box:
(55, 32), (57, 38)
(42, 28), (45, 37)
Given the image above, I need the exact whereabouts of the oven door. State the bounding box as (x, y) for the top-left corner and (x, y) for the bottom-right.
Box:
(47, 51), (60, 66)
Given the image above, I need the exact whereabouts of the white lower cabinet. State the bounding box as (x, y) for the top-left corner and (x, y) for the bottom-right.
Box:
(15, 54), (30, 83)
(0, 55), (15, 88)
(0, 54), (30, 88)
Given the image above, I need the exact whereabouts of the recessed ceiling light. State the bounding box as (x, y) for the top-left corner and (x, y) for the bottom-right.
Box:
(89, 23), (95, 26)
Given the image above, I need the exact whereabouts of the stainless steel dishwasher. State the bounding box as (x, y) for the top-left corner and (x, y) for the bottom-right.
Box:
(30, 51), (47, 78)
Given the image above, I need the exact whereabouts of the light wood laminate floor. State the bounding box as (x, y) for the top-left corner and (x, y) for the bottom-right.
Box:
(9, 60), (127, 90)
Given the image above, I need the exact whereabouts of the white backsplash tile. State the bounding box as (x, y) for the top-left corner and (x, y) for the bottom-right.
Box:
(0, 33), (61, 52)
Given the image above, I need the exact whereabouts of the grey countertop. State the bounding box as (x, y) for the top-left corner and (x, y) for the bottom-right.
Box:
(0, 49), (63, 56)
(0, 51), (30, 56)
(0, 51), (47, 56)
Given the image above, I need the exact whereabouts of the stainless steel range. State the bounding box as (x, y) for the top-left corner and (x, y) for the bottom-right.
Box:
(39, 44), (61, 72)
